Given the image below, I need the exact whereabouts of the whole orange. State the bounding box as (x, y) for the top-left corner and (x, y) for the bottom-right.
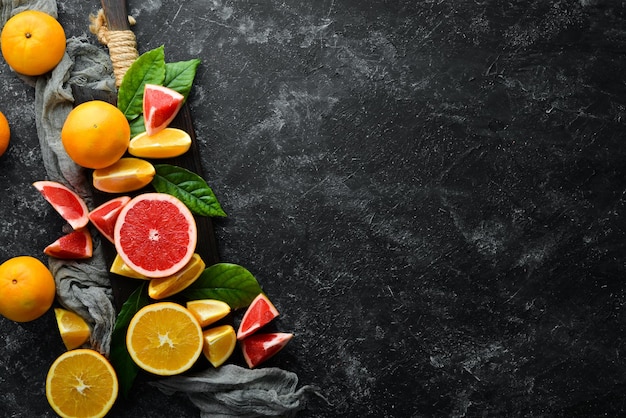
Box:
(0, 10), (66, 76)
(61, 100), (131, 169)
(0, 111), (10, 157)
(0, 256), (56, 322)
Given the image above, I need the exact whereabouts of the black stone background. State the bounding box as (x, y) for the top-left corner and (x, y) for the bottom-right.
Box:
(2, 0), (626, 416)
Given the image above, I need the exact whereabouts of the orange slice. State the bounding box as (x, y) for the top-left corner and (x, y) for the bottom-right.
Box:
(128, 128), (191, 159)
(148, 254), (205, 300)
(46, 349), (118, 418)
(54, 308), (91, 350)
(186, 299), (231, 328)
(110, 254), (149, 280)
(126, 302), (203, 376)
(202, 324), (236, 367)
(92, 157), (155, 193)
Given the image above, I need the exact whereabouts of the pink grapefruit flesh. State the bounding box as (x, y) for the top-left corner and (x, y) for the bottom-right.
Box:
(143, 84), (184, 136)
(33, 180), (89, 230)
(88, 196), (131, 243)
(240, 332), (293, 368)
(114, 193), (197, 278)
(44, 229), (93, 259)
(237, 293), (279, 340)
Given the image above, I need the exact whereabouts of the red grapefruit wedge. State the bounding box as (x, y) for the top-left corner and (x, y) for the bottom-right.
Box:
(88, 196), (131, 243)
(143, 84), (184, 136)
(33, 181), (89, 230)
(237, 293), (279, 340)
(240, 332), (293, 368)
(44, 229), (93, 259)
(114, 193), (197, 278)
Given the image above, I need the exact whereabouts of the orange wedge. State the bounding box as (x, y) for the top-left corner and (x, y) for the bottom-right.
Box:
(148, 254), (206, 300)
(46, 349), (118, 418)
(92, 157), (155, 193)
(110, 254), (150, 279)
(54, 308), (91, 350)
(202, 324), (236, 367)
(186, 299), (231, 328)
(126, 302), (203, 375)
(128, 128), (192, 159)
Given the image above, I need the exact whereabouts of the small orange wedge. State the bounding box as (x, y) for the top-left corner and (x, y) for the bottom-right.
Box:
(186, 299), (231, 328)
(148, 254), (205, 300)
(110, 254), (150, 280)
(54, 308), (91, 350)
(202, 324), (236, 367)
(92, 157), (155, 193)
(128, 128), (192, 159)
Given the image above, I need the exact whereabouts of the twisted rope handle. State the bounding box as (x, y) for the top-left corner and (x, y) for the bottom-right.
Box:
(89, 9), (138, 87)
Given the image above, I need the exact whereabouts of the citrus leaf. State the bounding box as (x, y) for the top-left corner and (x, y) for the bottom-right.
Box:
(118, 46), (166, 121)
(129, 114), (145, 137)
(181, 263), (262, 310)
(152, 164), (227, 217)
(165, 59), (201, 100)
(110, 283), (149, 398)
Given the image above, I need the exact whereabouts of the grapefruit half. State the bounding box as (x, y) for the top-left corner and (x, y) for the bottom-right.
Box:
(143, 84), (184, 136)
(33, 181), (89, 230)
(88, 196), (131, 243)
(114, 193), (197, 278)
(236, 293), (279, 340)
(44, 229), (93, 259)
(240, 332), (293, 368)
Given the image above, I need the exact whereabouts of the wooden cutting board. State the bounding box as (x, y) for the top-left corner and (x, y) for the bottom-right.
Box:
(72, 0), (219, 311)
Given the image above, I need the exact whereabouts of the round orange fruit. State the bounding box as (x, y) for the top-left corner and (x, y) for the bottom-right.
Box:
(61, 100), (130, 169)
(0, 110), (10, 157)
(0, 256), (56, 322)
(0, 10), (66, 76)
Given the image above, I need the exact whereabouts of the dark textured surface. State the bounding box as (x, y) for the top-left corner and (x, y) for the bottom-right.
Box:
(2, 0), (626, 416)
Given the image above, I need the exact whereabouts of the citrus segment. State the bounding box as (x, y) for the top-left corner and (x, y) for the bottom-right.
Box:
(126, 302), (203, 375)
(237, 293), (279, 340)
(0, 10), (66, 76)
(202, 325), (236, 368)
(143, 84), (184, 135)
(54, 308), (91, 350)
(88, 196), (131, 243)
(44, 229), (93, 260)
(129, 128), (192, 159)
(61, 100), (130, 169)
(33, 181), (89, 230)
(148, 254), (205, 300)
(92, 157), (155, 193)
(110, 254), (149, 279)
(186, 299), (231, 328)
(0, 110), (10, 157)
(46, 349), (118, 418)
(0, 256), (55, 322)
(114, 193), (197, 278)
(240, 332), (293, 369)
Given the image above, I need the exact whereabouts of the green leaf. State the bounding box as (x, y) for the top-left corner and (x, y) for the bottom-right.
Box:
(181, 263), (263, 310)
(117, 46), (166, 120)
(165, 59), (201, 100)
(109, 283), (149, 398)
(152, 164), (227, 217)
(129, 115), (146, 137)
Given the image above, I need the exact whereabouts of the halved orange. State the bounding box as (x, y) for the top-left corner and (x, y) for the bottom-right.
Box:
(54, 308), (91, 350)
(148, 254), (205, 300)
(92, 157), (155, 193)
(128, 128), (191, 159)
(186, 299), (231, 328)
(126, 302), (203, 376)
(46, 349), (118, 418)
(202, 324), (236, 367)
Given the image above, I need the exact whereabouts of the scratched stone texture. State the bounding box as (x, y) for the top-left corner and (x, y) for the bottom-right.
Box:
(2, 0), (626, 417)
